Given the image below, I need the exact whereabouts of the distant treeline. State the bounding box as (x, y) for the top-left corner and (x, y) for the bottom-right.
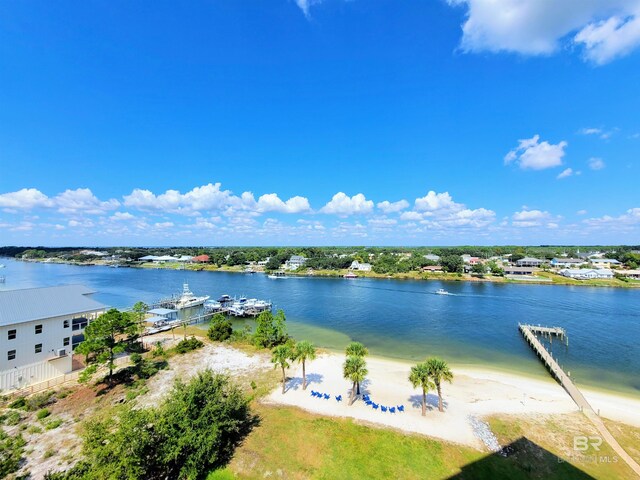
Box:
(2, 245), (639, 272)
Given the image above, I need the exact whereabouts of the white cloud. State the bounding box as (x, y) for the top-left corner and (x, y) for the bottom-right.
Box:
(512, 208), (560, 228)
(577, 209), (588, 215)
(505, 134), (567, 170)
(123, 183), (233, 214)
(111, 211), (135, 221)
(256, 193), (311, 213)
(55, 188), (119, 214)
(320, 192), (374, 216)
(448, 0), (640, 64)
(295, 0), (324, 18)
(0, 188), (53, 210)
(583, 207), (640, 227)
(154, 222), (174, 228)
(414, 191), (461, 212)
(377, 199), (409, 214)
(557, 168), (574, 179)
(588, 157), (606, 170)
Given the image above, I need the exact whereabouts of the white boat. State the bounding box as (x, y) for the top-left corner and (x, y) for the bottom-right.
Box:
(435, 288), (451, 295)
(174, 283), (210, 309)
(268, 272), (286, 279)
(0, 264), (5, 269)
(343, 272), (358, 279)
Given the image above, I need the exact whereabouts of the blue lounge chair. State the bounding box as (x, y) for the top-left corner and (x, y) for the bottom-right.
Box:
(365, 400), (372, 406)
(323, 393), (330, 400)
(311, 391), (317, 397)
(372, 403), (379, 410)
(397, 405), (405, 412)
(381, 406), (387, 412)
(389, 407), (396, 413)
(335, 395), (342, 402)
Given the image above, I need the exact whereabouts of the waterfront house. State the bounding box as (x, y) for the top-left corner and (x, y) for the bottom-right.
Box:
(0, 285), (107, 392)
(461, 255), (480, 265)
(559, 268), (614, 280)
(421, 265), (443, 272)
(349, 260), (372, 272)
(589, 258), (621, 269)
(192, 255), (210, 263)
(614, 269), (640, 279)
(515, 257), (545, 267)
(504, 266), (536, 276)
(550, 258), (586, 268)
(423, 254), (441, 263)
(285, 255), (307, 270)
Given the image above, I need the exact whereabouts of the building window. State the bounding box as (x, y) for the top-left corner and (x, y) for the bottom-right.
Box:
(8, 350), (16, 361)
(35, 324), (43, 334)
(63, 337), (70, 346)
(64, 320), (70, 328)
(35, 344), (42, 353)
(8, 329), (16, 340)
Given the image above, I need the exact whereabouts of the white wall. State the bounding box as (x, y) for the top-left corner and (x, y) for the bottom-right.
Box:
(0, 309), (101, 391)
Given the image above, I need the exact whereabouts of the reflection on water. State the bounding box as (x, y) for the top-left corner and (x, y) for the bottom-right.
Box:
(1, 258), (639, 396)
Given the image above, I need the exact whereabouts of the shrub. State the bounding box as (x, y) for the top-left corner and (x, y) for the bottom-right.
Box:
(27, 425), (42, 434)
(37, 408), (51, 420)
(207, 314), (233, 342)
(45, 418), (63, 430)
(26, 391), (54, 411)
(48, 371), (254, 479)
(44, 449), (56, 459)
(0, 430), (26, 478)
(4, 410), (22, 426)
(8, 397), (26, 409)
(152, 342), (166, 358)
(175, 337), (204, 354)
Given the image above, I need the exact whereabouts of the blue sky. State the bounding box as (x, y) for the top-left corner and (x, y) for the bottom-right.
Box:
(1, 0), (639, 246)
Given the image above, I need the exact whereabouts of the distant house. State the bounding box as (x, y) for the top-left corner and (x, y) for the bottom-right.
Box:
(0, 285), (107, 391)
(421, 265), (443, 272)
(550, 258), (586, 268)
(461, 255), (480, 265)
(349, 261), (372, 272)
(285, 255), (307, 270)
(423, 254), (441, 263)
(79, 250), (108, 257)
(589, 258), (621, 269)
(176, 255), (193, 263)
(559, 268), (613, 280)
(615, 269), (640, 279)
(192, 255), (210, 263)
(504, 266), (536, 276)
(516, 257), (544, 267)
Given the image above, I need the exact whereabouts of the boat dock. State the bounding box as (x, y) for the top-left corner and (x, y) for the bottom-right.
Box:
(519, 323), (640, 477)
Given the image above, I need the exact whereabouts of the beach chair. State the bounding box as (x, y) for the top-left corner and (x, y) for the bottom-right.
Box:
(335, 395), (342, 402)
(323, 393), (330, 400)
(363, 394), (370, 402)
(311, 391), (317, 396)
(365, 400), (372, 406)
(389, 407), (396, 413)
(381, 406), (387, 412)
(397, 405), (404, 412)
(372, 403), (379, 410)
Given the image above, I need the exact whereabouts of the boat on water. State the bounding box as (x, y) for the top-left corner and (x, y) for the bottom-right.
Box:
(0, 264), (5, 268)
(343, 272), (358, 279)
(217, 294), (233, 304)
(174, 283), (210, 309)
(268, 271), (287, 279)
(435, 288), (451, 295)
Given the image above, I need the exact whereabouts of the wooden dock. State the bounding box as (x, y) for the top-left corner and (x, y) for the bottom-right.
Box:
(519, 324), (640, 477)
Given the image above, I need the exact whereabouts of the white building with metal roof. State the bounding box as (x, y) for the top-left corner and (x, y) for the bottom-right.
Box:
(0, 285), (107, 391)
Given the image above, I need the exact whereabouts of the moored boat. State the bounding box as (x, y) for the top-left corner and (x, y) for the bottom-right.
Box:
(174, 283), (210, 309)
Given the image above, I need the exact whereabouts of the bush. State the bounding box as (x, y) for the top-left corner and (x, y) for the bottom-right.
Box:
(8, 397), (26, 409)
(151, 343), (166, 358)
(49, 371), (254, 479)
(37, 408), (51, 420)
(45, 418), (63, 430)
(130, 353), (164, 380)
(0, 430), (26, 478)
(4, 410), (22, 426)
(26, 391), (54, 411)
(208, 314), (233, 342)
(175, 337), (204, 354)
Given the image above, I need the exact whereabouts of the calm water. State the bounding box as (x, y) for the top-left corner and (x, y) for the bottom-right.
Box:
(1, 258), (639, 396)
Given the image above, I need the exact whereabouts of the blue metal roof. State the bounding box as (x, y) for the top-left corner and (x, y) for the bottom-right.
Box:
(0, 285), (107, 327)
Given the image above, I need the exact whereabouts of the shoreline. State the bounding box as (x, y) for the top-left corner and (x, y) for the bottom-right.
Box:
(8, 257), (640, 289)
(265, 351), (640, 449)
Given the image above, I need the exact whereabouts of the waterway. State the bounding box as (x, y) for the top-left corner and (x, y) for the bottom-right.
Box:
(1, 258), (638, 397)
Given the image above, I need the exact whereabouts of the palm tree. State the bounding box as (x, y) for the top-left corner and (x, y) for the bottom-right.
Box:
(271, 344), (293, 394)
(343, 355), (368, 405)
(345, 341), (369, 358)
(345, 342), (368, 394)
(425, 357), (454, 413)
(409, 362), (434, 416)
(294, 340), (317, 390)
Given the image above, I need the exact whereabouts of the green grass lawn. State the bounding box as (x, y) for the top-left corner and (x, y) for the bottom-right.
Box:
(215, 405), (624, 479)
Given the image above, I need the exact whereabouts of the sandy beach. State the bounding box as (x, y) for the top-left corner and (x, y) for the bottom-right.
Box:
(265, 353), (640, 450)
